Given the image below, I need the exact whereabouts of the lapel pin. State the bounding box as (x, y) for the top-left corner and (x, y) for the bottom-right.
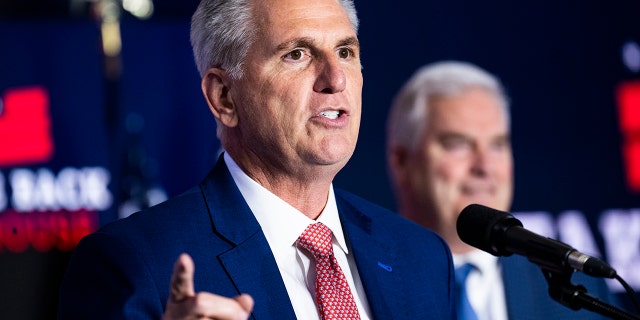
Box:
(377, 261), (392, 272)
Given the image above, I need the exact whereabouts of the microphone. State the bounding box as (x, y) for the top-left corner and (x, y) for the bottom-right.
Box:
(456, 203), (616, 278)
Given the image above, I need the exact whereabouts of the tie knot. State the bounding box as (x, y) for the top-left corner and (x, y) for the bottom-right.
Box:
(455, 263), (476, 284)
(298, 222), (334, 258)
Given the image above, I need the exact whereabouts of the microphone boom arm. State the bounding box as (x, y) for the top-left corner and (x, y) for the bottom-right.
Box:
(542, 268), (640, 320)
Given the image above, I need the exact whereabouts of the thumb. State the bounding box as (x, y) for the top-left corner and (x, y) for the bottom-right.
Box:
(169, 253), (196, 302)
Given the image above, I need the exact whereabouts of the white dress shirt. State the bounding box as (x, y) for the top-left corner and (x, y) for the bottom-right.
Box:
(224, 153), (371, 319)
(453, 250), (508, 320)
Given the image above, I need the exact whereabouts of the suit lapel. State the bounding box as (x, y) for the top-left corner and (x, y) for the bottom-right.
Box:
(337, 196), (402, 319)
(501, 255), (548, 320)
(218, 233), (297, 319)
(201, 157), (405, 319)
(200, 156), (296, 320)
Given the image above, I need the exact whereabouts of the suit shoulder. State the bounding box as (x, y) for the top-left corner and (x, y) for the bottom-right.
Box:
(96, 186), (207, 239)
(334, 188), (394, 215)
(335, 188), (450, 251)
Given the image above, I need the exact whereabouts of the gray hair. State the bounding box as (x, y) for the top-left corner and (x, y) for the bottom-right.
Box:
(386, 61), (510, 153)
(190, 0), (360, 80)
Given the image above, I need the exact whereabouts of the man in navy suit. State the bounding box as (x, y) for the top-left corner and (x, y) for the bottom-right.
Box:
(57, 0), (455, 319)
(386, 61), (616, 319)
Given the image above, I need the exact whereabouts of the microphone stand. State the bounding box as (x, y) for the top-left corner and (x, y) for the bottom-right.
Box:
(542, 268), (639, 320)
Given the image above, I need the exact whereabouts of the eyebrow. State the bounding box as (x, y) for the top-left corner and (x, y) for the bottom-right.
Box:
(275, 36), (360, 53)
(437, 131), (511, 144)
(275, 37), (315, 52)
(436, 132), (470, 143)
(338, 36), (360, 49)
(437, 132), (467, 139)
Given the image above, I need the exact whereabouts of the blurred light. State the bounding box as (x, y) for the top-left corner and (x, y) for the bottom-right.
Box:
(96, 0), (122, 57)
(146, 187), (168, 206)
(123, 0), (154, 19)
(616, 81), (640, 192)
(0, 86), (53, 167)
(101, 20), (122, 57)
(622, 40), (640, 73)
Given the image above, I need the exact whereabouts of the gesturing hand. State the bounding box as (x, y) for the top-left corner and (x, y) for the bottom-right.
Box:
(162, 253), (254, 320)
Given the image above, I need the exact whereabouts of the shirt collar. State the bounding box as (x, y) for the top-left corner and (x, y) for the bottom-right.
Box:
(453, 249), (499, 274)
(224, 152), (349, 255)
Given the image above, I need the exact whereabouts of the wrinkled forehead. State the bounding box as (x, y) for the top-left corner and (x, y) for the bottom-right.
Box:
(427, 89), (510, 135)
(251, 0), (355, 35)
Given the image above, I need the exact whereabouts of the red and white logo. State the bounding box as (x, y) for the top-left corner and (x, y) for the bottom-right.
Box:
(616, 80), (640, 193)
(0, 86), (103, 253)
(0, 86), (54, 168)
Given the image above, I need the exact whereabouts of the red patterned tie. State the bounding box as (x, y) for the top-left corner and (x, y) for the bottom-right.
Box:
(297, 222), (361, 320)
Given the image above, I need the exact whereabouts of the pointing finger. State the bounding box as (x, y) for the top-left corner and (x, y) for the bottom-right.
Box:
(169, 253), (195, 303)
(234, 294), (254, 315)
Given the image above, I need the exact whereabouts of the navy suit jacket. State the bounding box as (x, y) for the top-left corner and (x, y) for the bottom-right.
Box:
(58, 157), (455, 319)
(501, 255), (617, 319)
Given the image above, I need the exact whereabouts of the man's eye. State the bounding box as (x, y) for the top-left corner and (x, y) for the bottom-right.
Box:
(338, 48), (352, 59)
(440, 136), (470, 151)
(285, 49), (304, 60)
(491, 136), (511, 151)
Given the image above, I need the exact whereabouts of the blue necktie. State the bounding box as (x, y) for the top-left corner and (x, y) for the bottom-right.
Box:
(455, 263), (478, 320)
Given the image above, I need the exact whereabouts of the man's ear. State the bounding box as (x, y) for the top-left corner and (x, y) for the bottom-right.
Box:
(201, 68), (238, 127)
(388, 145), (410, 185)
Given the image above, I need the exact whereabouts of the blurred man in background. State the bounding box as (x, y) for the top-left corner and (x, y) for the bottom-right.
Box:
(386, 61), (615, 320)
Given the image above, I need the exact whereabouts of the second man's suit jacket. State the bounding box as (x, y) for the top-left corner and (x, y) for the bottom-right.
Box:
(501, 254), (618, 319)
(58, 156), (456, 319)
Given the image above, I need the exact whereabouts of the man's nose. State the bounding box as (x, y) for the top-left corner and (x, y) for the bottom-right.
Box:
(313, 57), (346, 94)
(470, 148), (490, 176)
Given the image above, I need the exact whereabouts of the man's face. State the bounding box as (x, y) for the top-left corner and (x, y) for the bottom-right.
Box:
(228, 0), (362, 177)
(407, 87), (513, 241)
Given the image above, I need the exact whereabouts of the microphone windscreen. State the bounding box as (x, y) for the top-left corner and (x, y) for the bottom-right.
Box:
(456, 204), (521, 255)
